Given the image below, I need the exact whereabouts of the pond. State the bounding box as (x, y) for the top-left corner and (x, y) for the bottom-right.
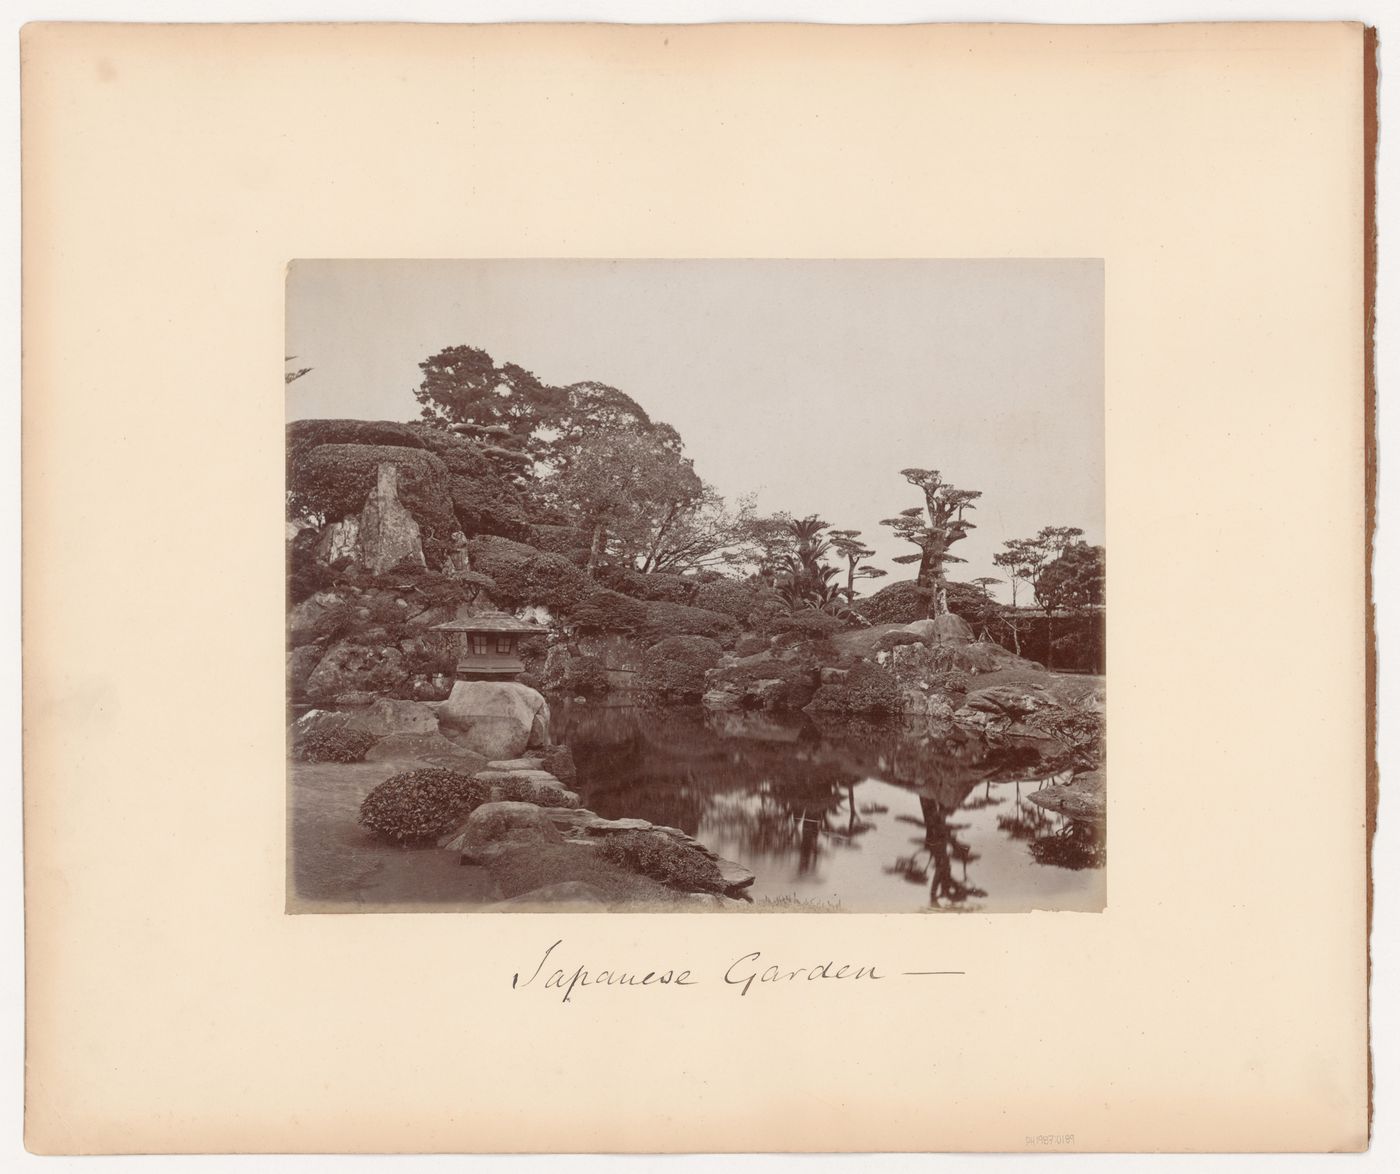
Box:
(554, 701), (1105, 914)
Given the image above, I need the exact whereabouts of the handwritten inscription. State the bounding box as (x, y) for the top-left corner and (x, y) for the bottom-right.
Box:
(512, 940), (957, 1004)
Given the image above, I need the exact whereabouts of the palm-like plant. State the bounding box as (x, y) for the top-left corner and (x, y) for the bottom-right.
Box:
(774, 515), (850, 615)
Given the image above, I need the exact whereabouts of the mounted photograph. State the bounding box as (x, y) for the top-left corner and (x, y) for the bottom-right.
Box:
(286, 259), (1105, 913)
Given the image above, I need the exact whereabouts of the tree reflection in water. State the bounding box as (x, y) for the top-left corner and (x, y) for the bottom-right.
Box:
(553, 700), (1104, 907)
(887, 796), (988, 909)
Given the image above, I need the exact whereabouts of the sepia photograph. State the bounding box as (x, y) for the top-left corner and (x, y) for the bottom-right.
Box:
(286, 259), (1105, 914)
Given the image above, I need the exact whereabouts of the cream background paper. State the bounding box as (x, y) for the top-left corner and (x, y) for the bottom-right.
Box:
(22, 22), (1368, 1152)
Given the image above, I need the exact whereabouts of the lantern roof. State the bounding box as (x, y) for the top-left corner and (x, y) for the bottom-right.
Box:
(431, 610), (543, 635)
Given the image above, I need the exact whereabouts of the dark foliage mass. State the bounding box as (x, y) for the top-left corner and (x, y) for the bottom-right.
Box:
(595, 831), (725, 893)
(292, 727), (379, 763)
(287, 338), (1104, 698)
(638, 635), (726, 702)
(804, 661), (901, 716)
(357, 769), (492, 843)
(858, 580), (935, 625)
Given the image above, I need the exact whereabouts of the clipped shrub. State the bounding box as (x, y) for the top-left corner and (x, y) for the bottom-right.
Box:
(357, 768), (492, 843)
(858, 580), (934, 625)
(804, 661), (901, 716)
(524, 553), (590, 612)
(286, 419), (426, 464)
(564, 655), (610, 696)
(596, 566), (697, 603)
(464, 536), (542, 605)
(638, 635), (726, 702)
(569, 588), (648, 633)
(293, 727), (379, 763)
(734, 633), (770, 657)
(409, 423), (537, 541)
(531, 524), (591, 559)
(639, 601), (738, 646)
(595, 831), (724, 893)
(693, 578), (764, 624)
(771, 611), (846, 641)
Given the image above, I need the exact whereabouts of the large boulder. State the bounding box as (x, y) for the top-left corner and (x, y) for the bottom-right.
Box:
(344, 697), (440, 737)
(436, 680), (551, 760)
(449, 801), (564, 860)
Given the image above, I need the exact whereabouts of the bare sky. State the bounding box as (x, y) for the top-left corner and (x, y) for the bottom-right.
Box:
(286, 259), (1102, 601)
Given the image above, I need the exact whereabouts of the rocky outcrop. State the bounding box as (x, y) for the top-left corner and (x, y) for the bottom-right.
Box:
(952, 684), (1063, 742)
(435, 680), (551, 760)
(303, 639), (408, 703)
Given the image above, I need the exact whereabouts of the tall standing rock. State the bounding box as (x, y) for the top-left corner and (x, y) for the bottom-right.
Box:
(358, 462), (426, 576)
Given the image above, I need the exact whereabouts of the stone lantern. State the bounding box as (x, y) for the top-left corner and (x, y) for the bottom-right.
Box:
(432, 611), (543, 681)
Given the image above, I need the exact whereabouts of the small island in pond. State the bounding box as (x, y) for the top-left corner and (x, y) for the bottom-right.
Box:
(286, 260), (1105, 914)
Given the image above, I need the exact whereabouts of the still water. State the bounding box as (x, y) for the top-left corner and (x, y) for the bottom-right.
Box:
(555, 701), (1106, 914)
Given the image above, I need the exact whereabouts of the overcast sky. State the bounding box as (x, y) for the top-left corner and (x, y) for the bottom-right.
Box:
(286, 259), (1102, 602)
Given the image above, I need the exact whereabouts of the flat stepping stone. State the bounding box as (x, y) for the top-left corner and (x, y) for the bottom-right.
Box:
(473, 769), (561, 784)
(580, 817), (654, 834)
(485, 758), (546, 771)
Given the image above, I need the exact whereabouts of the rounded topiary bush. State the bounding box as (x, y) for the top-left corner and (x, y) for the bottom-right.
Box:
(569, 588), (648, 633)
(293, 727), (379, 763)
(564, 655), (610, 696)
(693, 578), (764, 624)
(638, 635), (725, 702)
(639, 601), (738, 646)
(804, 661), (901, 716)
(357, 768), (492, 843)
(858, 580), (934, 625)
